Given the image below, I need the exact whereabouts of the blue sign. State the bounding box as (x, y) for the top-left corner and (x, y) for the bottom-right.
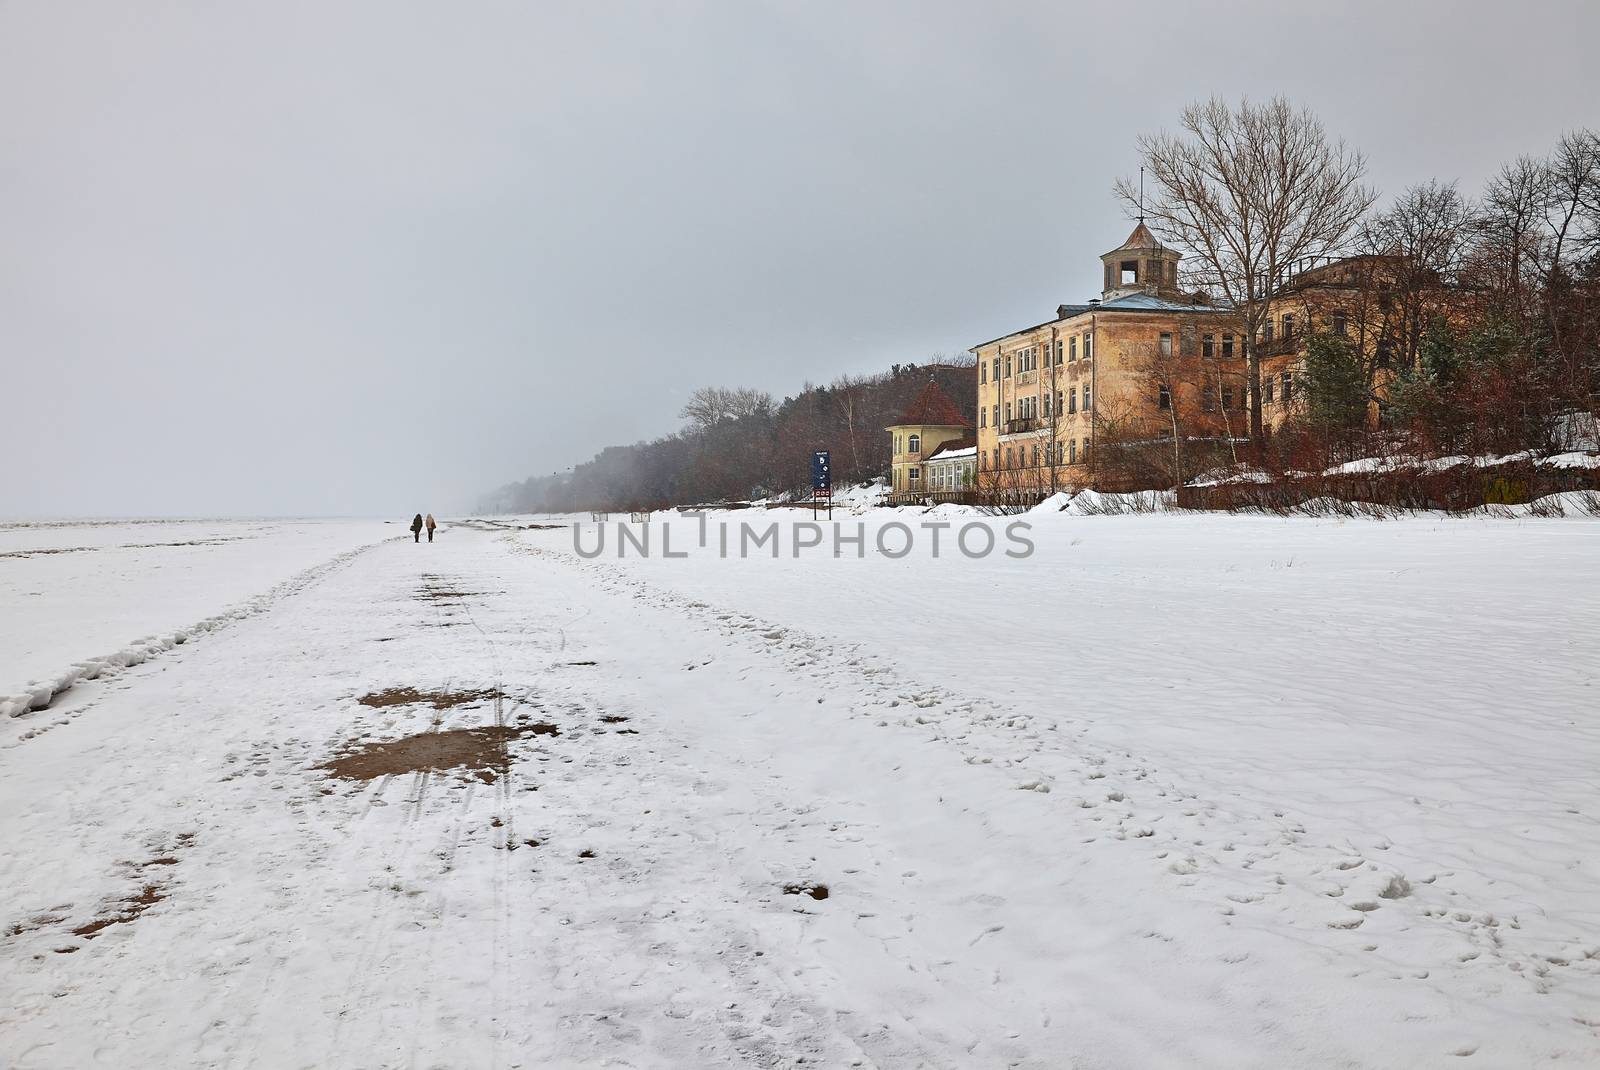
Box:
(810, 450), (831, 492)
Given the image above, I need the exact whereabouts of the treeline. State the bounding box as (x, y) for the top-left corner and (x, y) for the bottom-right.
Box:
(1288, 129), (1600, 466)
(1108, 113), (1599, 492)
(483, 360), (975, 513)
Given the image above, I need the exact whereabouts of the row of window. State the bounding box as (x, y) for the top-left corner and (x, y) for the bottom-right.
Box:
(901, 463), (975, 488)
(985, 312), (1354, 389)
(1156, 373), (1296, 412)
(985, 439), (1087, 470)
(980, 333), (1094, 384)
(980, 385), (1093, 429)
(1262, 310), (1350, 344)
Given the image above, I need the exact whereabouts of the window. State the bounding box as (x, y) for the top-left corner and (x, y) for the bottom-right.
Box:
(1069, 439), (1078, 464)
(1160, 332), (1173, 357)
(1004, 402), (1012, 422)
(908, 434), (920, 453)
(1158, 384), (1172, 409)
(1043, 393), (1052, 417)
(980, 362), (987, 384)
(1264, 377), (1275, 403)
(1222, 334), (1234, 358)
(1282, 313), (1295, 339)
(1004, 356), (1012, 378)
(1054, 340), (1063, 365)
(1281, 372), (1292, 402)
(992, 447), (999, 467)
(1083, 333), (1093, 360)
(1222, 385), (1235, 410)
(1120, 260), (1138, 285)
(979, 408), (986, 428)
(992, 403), (999, 427)
(1082, 384), (1091, 410)
(1055, 390), (1064, 413)
(1203, 334), (1215, 358)
(909, 467), (920, 481)
(1069, 337), (1077, 362)
(1068, 390), (1077, 414)
(1332, 310), (1348, 337)
(1031, 445), (1040, 467)
(1005, 447), (1014, 468)
(992, 357), (1000, 380)
(1203, 385), (1216, 412)
(1263, 320), (1274, 343)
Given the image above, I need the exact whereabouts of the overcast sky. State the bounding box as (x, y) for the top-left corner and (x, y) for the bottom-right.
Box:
(4, 0), (1597, 517)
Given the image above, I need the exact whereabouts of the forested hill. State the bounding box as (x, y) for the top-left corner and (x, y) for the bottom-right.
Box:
(481, 360), (976, 514)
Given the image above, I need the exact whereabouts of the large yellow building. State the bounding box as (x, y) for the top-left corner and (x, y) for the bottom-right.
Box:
(1256, 253), (1466, 432)
(973, 223), (1244, 499)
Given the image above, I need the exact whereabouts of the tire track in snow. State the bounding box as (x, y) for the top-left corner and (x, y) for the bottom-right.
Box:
(514, 536), (1600, 1009)
(1, 537), (402, 744)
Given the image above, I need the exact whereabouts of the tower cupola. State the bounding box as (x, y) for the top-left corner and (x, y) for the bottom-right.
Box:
(1100, 221), (1182, 300)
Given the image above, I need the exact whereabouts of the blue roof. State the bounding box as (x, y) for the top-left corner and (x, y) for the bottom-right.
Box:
(970, 292), (1235, 350)
(1061, 292), (1235, 315)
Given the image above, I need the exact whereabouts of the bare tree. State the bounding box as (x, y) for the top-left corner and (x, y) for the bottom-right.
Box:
(1540, 131), (1600, 353)
(1543, 132), (1600, 270)
(1200, 344), (1247, 465)
(1361, 180), (1474, 371)
(679, 386), (774, 432)
(1116, 97), (1376, 451)
(1475, 156), (1550, 321)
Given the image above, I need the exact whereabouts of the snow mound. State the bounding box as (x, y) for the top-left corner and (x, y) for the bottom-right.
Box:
(1064, 490), (1177, 515)
(1188, 464), (1271, 487)
(923, 502), (980, 518)
(1028, 491), (1075, 513)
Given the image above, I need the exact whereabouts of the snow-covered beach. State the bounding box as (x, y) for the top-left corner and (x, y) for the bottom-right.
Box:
(3, 511), (1599, 1068)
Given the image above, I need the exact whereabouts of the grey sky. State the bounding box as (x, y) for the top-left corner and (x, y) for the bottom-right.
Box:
(4, 0), (1597, 517)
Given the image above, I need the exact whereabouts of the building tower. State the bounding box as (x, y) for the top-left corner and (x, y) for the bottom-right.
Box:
(1100, 221), (1183, 301)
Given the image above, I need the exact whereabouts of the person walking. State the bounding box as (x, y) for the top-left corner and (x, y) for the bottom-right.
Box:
(410, 513), (424, 543)
(425, 514), (437, 543)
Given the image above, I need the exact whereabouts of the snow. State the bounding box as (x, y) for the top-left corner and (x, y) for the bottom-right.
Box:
(3, 511), (1600, 1067)
(1063, 488), (1177, 514)
(1322, 450), (1592, 477)
(919, 501), (981, 518)
(1028, 490), (1075, 513)
(1188, 463), (1272, 487)
(835, 478), (889, 510)
(1540, 451), (1600, 469)
(1, 519), (392, 719)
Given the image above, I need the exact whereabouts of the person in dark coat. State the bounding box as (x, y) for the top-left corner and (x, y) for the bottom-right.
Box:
(410, 513), (424, 543)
